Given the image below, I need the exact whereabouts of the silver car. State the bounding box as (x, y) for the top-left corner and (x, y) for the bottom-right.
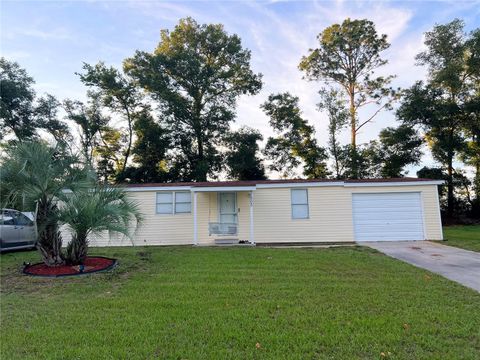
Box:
(0, 209), (37, 252)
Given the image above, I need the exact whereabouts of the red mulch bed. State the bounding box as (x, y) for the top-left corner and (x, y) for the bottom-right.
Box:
(23, 256), (117, 277)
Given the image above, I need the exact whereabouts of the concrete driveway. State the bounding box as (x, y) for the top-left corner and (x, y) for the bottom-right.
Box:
(362, 241), (480, 292)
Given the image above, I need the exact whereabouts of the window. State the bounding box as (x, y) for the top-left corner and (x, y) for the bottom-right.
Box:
(156, 191), (191, 214)
(175, 192), (191, 213)
(291, 189), (309, 219)
(0, 210), (15, 225)
(0, 210), (34, 226)
(156, 192), (173, 214)
(15, 212), (34, 226)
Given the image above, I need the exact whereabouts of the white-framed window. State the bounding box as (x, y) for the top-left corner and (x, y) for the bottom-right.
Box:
(175, 191), (191, 213)
(156, 191), (191, 214)
(291, 189), (309, 219)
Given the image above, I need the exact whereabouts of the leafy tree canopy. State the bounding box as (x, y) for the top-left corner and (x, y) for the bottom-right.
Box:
(398, 19), (480, 217)
(0, 58), (69, 142)
(78, 62), (144, 181)
(369, 125), (423, 178)
(224, 126), (266, 181)
(124, 17), (262, 181)
(299, 18), (397, 178)
(120, 110), (171, 184)
(262, 93), (329, 179)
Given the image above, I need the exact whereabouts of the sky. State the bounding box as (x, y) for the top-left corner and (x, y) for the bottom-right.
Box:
(1, 0), (480, 177)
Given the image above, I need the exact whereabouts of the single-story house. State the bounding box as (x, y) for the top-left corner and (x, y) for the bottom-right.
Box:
(78, 178), (444, 247)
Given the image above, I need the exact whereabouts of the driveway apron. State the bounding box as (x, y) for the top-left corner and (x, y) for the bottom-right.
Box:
(361, 241), (480, 292)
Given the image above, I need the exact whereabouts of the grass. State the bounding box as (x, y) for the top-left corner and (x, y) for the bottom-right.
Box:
(443, 225), (480, 252)
(1, 246), (479, 360)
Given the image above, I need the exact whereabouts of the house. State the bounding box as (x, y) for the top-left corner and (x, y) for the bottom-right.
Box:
(82, 177), (444, 247)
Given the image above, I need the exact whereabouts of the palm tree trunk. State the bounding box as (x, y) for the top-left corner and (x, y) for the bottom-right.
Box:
(65, 232), (88, 265)
(36, 199), (64, 266)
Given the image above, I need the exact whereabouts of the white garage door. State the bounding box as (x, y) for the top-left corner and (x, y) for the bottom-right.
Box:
(352, 192), (425, 241)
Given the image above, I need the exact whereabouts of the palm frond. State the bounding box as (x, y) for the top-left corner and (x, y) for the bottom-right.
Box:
(58, 185), (143, 244)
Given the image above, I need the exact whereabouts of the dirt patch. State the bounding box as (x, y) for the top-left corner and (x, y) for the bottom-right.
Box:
(136, 250), (152, 262)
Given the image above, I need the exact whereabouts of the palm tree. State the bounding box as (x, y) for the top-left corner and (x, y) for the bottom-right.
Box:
(58, 186), (142, 265)
(0, 141), (87, 266)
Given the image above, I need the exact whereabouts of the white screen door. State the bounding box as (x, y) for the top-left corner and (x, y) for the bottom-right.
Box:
(219, 192), (237, 224)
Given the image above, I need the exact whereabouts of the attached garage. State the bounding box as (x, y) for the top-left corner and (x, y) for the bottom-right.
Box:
(352, 192), (425, 241)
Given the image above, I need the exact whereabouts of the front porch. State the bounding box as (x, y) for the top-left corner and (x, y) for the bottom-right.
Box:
(192, 186), (255, 245)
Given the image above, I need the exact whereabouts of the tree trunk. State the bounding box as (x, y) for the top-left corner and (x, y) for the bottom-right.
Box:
(349, 89), (358, 179)
(36, 199), (64, 266)
(446, 154), (454, 219)
(65, 232), (88, 265)
(196, 135), (207, 182)
(118, 105), (134, 181)
(193, 93), (207, 182)
(333, 143), (341, 179)
(474, 130), (480, 201)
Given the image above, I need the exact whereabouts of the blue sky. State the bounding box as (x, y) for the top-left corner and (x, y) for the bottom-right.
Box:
(2, 0), (480, 175)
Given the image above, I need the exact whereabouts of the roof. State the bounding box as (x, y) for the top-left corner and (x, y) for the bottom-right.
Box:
(124, 177), (444, 191)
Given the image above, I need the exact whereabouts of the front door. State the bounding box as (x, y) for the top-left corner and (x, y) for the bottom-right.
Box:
(219, 192), (237, 224)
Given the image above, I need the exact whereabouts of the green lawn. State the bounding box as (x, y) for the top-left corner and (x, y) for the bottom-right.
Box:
(443, 225), (480, 252)
(1, 246), (479, 360)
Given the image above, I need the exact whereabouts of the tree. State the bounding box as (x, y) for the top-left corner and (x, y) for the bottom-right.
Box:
(78, 62), (143, 181)
(398, 19), (479, 217)
(94, 126), (124, 183)
(417, 166), (447, 198)
(262, 93), (329, 179)
(0, 142), (88, 266)
(58, 186), (142, 265)
(224, 127), (266, 180)
(124, 17), (262, 181)
(369, 125), (423, 178)
(299, 19), (397, 178)
(0, 58), (71, 143)
(461, 95), (480, 217)
(317, 89), (349, 178)
(461, 28), (480, 217)
(120, 109), (171, 183)
(36, 94), (71, 145)
(64, 94), (109, 166)
(398, 83), (465, 217)
(0, 58), (37, 140)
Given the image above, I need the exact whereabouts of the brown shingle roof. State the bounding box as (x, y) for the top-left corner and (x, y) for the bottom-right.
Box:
(125, 177), (439, 188)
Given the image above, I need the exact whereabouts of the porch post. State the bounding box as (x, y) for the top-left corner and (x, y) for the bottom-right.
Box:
(193, 191), (198, 245)
(249, 191), (255, 244)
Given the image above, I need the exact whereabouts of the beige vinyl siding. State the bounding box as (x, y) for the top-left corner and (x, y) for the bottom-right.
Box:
(254, 186), (353, 243)
(61, 183), (442, 246)
(253, 184), (443, 243)
(62, 190), (195, 247)
(130, 190), (194, 245)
